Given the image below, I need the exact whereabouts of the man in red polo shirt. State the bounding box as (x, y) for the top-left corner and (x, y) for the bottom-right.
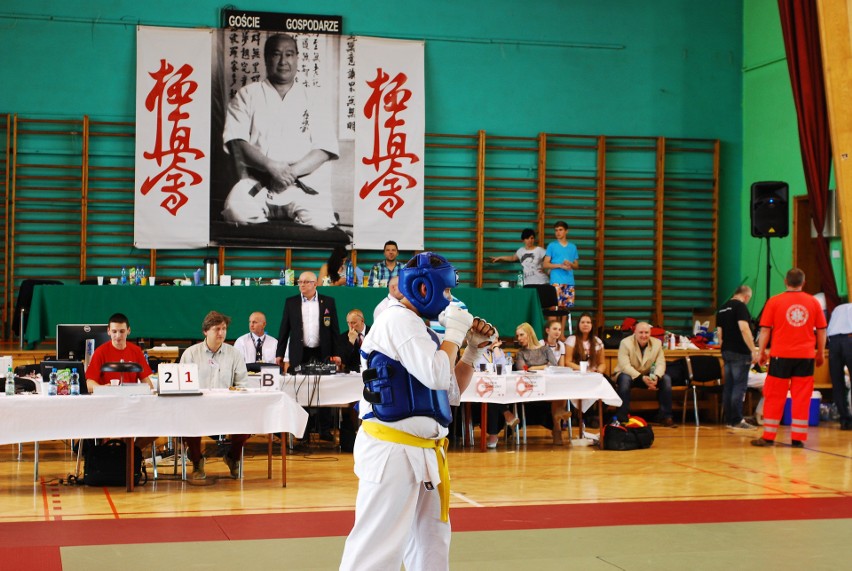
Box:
(753, 268), (827, 448)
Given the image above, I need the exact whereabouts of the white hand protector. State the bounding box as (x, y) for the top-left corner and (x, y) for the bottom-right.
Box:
(440, 305), (474, 347)
(461, 322), (498, 366)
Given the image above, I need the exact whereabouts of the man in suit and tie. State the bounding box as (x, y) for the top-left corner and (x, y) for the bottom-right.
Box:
(234, 311), (278, 365)
(276, 270), (344, 441)
(613, 321), (675, 427)
(339, 308), (369, 452)
(344, 309), (369, 373)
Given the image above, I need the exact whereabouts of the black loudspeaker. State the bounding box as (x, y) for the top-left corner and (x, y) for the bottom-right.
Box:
(751, 181), (789, 238)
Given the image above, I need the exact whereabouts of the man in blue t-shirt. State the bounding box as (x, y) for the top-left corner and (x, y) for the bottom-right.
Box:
(543, 221), (579, 333)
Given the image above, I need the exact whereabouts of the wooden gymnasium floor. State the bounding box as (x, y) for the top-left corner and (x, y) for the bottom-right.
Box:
(2, 422), (852, 570)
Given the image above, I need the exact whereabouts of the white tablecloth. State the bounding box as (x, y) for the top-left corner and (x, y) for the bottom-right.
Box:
(459, 371), (621, 412)
(280, 373), (364, 406)
(0, 389), (309, 444)
(278, 371), (622, 414)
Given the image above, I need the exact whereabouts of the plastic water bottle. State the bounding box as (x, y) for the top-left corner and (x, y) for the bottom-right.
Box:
(48, 368), (58, 396)
(516, 271), (524, 288)
(280, 268), (286, 285)
(4, 366), (14, 396)
(506, 353), (514, 372)
(120, 266), (128, 285)
(345, 259), (355, 287)
(69, 368), (80, 396)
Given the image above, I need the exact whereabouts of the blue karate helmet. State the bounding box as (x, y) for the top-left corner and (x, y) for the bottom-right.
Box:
(398, 252), (458, 319)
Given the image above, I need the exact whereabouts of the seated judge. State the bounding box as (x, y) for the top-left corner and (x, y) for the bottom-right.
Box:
(85, 312), (153, 393)
(613, 321), (675, 427)
(343, 309), (369, 373)
(514, 322), (571, 445)
(85, 312), (155, 450)
(180, 311), (249, 480)
(233, 311), (278, 365)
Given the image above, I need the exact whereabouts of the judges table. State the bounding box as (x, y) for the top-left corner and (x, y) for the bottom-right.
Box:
(460, 370), (622, 451)
(0, 390), (309, 489)
(25, 285), (544, 347)
(282, 370), (622, 452)
(281, 373), (363, 406)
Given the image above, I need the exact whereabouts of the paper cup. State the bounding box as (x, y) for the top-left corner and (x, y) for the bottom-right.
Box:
(219, 275), (231, 287)
(96, 276), (104, 286)
(110, 379), (120, 386)
(148, 276), (156, 286)
(499, 281), (509, 288)
(495, 363), (504, 375)
(233, 278), (242, 286)
(579, 361), (589, 374)
(109, 278), (118, 285)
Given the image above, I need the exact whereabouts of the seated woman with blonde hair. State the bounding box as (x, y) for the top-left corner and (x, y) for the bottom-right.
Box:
(514, 322), (571, 445)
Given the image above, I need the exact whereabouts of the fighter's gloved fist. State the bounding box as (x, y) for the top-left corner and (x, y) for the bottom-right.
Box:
(460, 320), (498, 366)
(467, 319), (498, 347)
(440, 305), (474, 347)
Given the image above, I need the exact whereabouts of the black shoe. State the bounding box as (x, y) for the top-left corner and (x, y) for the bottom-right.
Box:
(840, 420), (852, 431)
(751, 438), (774, 447)
(319, 431), (335, 442)
(790, 440), (805, 448)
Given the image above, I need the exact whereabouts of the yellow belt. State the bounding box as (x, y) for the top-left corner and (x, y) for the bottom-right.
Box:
(361, 421), (450, 522)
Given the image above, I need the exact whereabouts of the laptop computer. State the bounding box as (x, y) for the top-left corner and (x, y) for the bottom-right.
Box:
(40, 360), (87, 395)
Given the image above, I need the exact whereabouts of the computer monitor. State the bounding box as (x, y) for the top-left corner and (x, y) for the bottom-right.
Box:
(55, 324), (109, 361)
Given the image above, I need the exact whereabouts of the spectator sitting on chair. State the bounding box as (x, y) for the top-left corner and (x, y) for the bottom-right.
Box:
(233, 311), (278, 365)
(490, 227), (549, 285)
(367, 240), (401, 287)
(613, 321), (675, 427)
(515, 322), (572, 445)
(319, 246), (363, 286)
(565, 313), (607, 376)
(180, 311), (249, 480)
(543, 320), (567, 366)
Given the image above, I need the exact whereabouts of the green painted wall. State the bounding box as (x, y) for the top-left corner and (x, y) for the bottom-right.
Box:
(1, 0), (744, 298)
(741, 0), (846, 310)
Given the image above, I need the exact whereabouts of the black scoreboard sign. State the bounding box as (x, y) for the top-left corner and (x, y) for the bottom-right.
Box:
(221, 9), (343, 34)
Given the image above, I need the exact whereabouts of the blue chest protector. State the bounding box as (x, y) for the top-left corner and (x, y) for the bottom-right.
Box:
(361, 348), (453, 427)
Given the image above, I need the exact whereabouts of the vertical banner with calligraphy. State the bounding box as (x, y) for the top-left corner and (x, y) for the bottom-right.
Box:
(352, 37), (425, 250)
(134, 26), (212, 248)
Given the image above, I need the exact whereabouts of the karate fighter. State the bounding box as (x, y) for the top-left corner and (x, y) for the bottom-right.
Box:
(339, 252), (496, 571)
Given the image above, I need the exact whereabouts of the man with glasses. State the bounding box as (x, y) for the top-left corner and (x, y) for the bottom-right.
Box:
(276, 271), (345, 441)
